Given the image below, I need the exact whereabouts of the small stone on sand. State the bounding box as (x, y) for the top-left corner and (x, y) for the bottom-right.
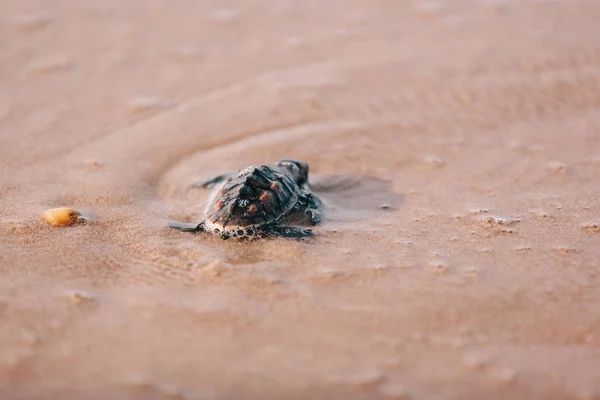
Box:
(128, 96), (165, 113)
(43, 207), (85, 227)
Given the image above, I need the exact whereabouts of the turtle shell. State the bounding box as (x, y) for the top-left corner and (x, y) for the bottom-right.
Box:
(203, 165), (300, 233)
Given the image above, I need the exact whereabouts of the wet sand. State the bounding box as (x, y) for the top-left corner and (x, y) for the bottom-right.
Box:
(2, 0), (600, 398)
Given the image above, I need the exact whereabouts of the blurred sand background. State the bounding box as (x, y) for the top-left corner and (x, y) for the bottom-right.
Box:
(1, 0), (600, 399)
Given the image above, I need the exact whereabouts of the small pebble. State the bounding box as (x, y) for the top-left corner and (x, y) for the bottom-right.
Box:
(581, 222), (600, 233)
(332, 28), (352, 37)
(507, 141), (522, 151)
(200, 263), (225, 278)
(330, 369), (384, 387)
(21, 330), (42, 346)
(378, 382), (409, 399)
(548, 201), (564, 210)
(552, 245), (578, 254)
(172, 45), (202, 61)
(483, 0), (510, 11)
(528, 145), (544, 154)
(429, 260), (449, 273)
(29, 56), (73, 74)
(494, 368), (518, 384)
(415, 2), (443, 18)
(546, 161), (567, 173)
(85, 159), (105, 169)
(283, 36), (306, 48)
(573, 390), (600, 400)
(468, 208), (489, 215)
(480, 215), (520, 227)
(462, 352), (490, 370)
(128, 96), (165, 113)
(461, 266), (479, 277)
(12, 12), (54, 31)
(528, 208), (552, 218)
(422, 155), (445, 168)
(43, 207), (85, 227)
(369, 263), (390, 271)
(212, 8), (239, 23)
(66, 290), (95, 304)
(514, 245), (532, 252)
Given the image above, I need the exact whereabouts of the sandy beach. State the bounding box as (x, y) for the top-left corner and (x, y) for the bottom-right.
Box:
(1, 0), (600, 398)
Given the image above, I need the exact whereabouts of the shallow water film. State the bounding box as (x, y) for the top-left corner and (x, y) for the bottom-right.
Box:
(1, 0), (600, 399)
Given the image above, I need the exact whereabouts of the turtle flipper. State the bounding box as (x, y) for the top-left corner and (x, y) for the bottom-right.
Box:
(260, 225), (313, 239)
(168, 221), (205, 233)
(189, 174), (231, 190)
(302, 192), (323, 225)
(280, 191), (323, 226)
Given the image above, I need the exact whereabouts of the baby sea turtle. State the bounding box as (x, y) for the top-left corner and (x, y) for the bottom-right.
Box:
(168, 160), (323, 239)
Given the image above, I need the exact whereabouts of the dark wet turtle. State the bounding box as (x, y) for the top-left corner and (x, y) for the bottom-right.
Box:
(168, 160), (323, 239)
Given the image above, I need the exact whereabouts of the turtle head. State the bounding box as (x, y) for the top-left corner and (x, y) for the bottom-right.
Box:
(276, 159), (309, 185)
